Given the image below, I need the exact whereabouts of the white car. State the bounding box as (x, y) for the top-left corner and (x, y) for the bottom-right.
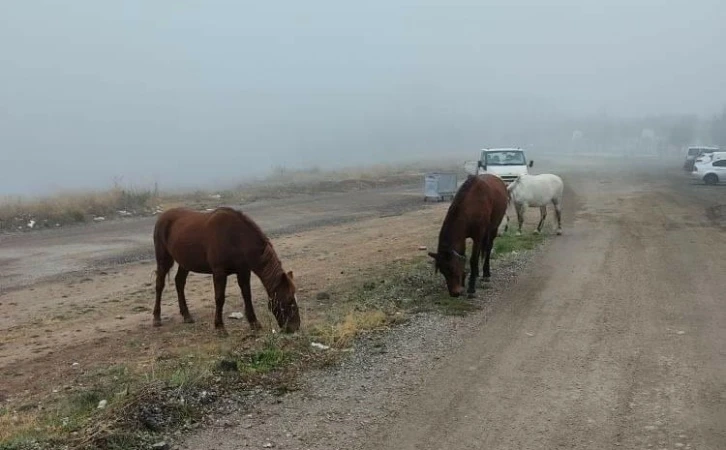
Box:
(477, 148), (533, 184)
(692, 152), (726, 185)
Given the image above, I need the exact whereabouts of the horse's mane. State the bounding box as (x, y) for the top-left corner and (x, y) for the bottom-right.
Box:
(256, 243), (285, 297)
(214, 207), (283, 295)
(215, 206), (271, 243)
(447, 175), (477, 214)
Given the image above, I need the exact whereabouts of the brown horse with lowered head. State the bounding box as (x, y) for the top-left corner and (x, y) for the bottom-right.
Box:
(153, 206), (300, 334)
(428, 174), (509, 298)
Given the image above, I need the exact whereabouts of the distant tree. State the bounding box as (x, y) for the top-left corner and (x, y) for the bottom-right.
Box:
(712, 106), (726, 148)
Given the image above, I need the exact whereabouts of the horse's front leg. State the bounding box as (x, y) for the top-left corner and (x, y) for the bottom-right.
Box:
(212, 273), (229, 336)
(467, 241), (482, 298)
(482, 230), (495, 282)
(237, 270), (261, 331)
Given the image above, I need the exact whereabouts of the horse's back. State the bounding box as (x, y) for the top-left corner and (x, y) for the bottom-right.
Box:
(479, 175), (509, 226)
(164, 207), (269, 272)
(514, 173), (564, 204)
(531, 173), (563, 190)
(539, 174), (564, 198)
(480, 174), (508, 197)
(459, 175), (508, 230)
(154, 207), (210, 242)
(156, 207), (243, 232)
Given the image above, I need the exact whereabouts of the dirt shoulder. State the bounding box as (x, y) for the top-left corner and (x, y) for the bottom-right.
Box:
(0, 199), (445, 392)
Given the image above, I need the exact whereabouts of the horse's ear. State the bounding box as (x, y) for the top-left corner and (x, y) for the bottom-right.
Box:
(428, 253), (439, 273)
(287, 270), (294, 280)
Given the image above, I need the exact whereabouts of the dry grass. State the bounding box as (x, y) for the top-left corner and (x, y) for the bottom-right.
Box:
(0, 158), (464, 233)
(0, 187), (158, 232)
(0, 411), (41, 444)
(310, 310), (390, 349)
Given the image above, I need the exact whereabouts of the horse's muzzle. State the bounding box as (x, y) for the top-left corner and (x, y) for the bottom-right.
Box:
(282, 314), (301, 333)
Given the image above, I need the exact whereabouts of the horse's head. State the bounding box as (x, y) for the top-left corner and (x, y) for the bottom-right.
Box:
(428, 249), (467, 297)
(498, 214), (510, 235)
(269, 271), (300, 333)
(506, 175), (524, 201)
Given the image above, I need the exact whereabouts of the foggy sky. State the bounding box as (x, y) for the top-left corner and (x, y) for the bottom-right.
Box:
(1, 1), (725, 195)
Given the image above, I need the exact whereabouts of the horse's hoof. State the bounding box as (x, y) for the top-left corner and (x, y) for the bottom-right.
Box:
(483, 277), (491, 283)
(215, 328), (229, 338)
(467, 293), (477, 299)
(152, 319), (162, 327)
(249, 321), (262, 331)
(533, 230), (540, 235)
(516, 231), (522, 236)
(556, 230), (562, 236)
(183, 315), (195, 324)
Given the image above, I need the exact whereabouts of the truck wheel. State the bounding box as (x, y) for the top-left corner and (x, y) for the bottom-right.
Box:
(704, 174), (719, 185)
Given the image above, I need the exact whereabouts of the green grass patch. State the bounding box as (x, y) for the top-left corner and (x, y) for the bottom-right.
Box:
(334, 230), (547, 322)
(241, 346), (288, 374)
(493, 230), (545, 257)
(339, 258), (479, 318)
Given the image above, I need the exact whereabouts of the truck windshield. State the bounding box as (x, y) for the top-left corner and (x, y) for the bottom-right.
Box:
(484, 151), (526, 166)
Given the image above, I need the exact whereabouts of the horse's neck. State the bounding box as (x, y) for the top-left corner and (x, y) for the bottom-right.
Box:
(439, 214), (467, 253)
(252, 245), (284, 297)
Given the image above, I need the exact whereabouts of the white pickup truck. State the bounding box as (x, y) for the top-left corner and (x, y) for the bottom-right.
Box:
(476, 148), (533, 184)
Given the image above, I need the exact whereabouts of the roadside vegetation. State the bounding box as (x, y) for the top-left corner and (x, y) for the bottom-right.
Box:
(0, 228), (545, 450)
(0, 161), (462, 233)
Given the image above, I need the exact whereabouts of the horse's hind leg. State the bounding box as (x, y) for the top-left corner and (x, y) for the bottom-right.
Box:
(175, 267), (194, 324)
(535, 205), (547, 234)
(237, 270), (262, 331)
(212, 273), (229, 336)
(553, 199), (563, 235)
(153, 255), (174, 327)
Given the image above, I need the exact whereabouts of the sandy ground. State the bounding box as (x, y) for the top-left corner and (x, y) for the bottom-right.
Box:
(178, 160), (726, 450)
(0, 183), (448, 401)
(0, 184), (424, 291)
(2, 157), (725, 450)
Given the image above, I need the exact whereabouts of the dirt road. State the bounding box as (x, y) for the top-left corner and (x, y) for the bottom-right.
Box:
(0, 184), (422, 291)
(180, 162), (726, 450)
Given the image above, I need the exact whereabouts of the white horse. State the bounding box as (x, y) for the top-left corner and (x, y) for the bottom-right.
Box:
(507, 174), (564, 235)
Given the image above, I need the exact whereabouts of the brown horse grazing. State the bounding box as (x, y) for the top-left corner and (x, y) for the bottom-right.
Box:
(428, 174), (508, 298)
(152, 206), (300, 334)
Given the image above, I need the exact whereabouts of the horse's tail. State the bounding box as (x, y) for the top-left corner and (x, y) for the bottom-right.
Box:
(150, 269), (171, 284)
(152, 213), (175, 278)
